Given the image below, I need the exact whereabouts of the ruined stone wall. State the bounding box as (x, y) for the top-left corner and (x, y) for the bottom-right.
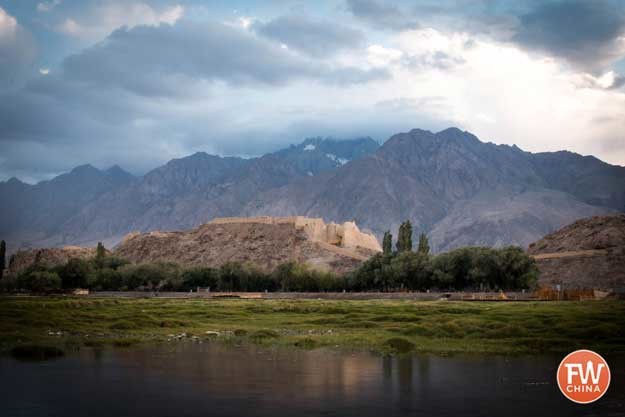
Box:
(210, 216), (382, 252)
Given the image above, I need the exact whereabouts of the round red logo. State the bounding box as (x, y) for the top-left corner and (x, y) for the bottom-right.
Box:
(557, 349), (610, 404)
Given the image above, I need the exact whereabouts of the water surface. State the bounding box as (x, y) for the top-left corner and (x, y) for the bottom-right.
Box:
(1, 344), (623, 417)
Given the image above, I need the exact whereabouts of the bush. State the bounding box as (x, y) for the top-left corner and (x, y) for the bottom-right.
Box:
(250, 329), (279, 340)
(181, 267), (219, 291)
(272, 262), (340, 292)
(384, 337), (415, 353)
(16, 271), (62, 293)
(350, 245), (538, 291)
(92, 256), (129, 271)
(118, 262), (181, 290)
(58, 258), (91, 289)
(88, 268), (123, 291)
(0, 276), (18, 293)
(348, 253), (394, 291)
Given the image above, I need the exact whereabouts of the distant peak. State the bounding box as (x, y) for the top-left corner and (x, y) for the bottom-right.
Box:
(105, 164), (134, 178)
(6, 177), (25, 185)
(189, 151), (210, 158)
(435, 127), (481, 143)
(301, 137), (323, 146)
(437, 127), (463, 135)
(407, 128), (435, 136)
(174, 151), (220, 162)
(70, 164), (100, 174)
(106, 164), (123, 172)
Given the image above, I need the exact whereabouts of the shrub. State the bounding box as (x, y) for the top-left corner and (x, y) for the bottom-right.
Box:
(92, 256), (129, 271)
(16, 271), (62, 293)
(350, 245), (539, 291)
(58, 258), (91, 289)
(384, 337), (415, 353)
(250, 329), (279, 340)
(119, 262), (181, 290)
(272, 262), (339, 292)
(88, 268), (123, 291)
(181, 267), (219, 291)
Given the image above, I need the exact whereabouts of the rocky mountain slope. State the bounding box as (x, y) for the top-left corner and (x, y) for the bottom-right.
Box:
(271, 136), (379, 176)
(7, 216), (381, 276)
(114, 216), (380, 274)
(528, 214), (625, 289)
(0, 165), (135, 249)
(1, 129), (623, 253)
(244, 128), (620, 251)
(7, 246), (101, 276)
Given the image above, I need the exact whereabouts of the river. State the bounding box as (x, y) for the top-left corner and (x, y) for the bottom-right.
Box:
(1, 344), (623, 417)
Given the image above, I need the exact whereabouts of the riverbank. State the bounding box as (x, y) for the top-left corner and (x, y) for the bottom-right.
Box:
(1, 297), (624, 356)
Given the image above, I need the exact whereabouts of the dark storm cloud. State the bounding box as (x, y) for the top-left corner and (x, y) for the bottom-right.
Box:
(345, 0), (625, 71)
(253, 15), (365, 57)
(346, 0), (419, 31)
(513, 0), (625, 72)
(0, 17), (391, 181)
(60, 20), (386, 97)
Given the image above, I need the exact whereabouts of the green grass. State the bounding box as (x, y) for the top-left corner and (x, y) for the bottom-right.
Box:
(1, 297), (624, 356)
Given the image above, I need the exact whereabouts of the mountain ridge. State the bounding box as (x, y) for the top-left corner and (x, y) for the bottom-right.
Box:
(1, 129), (623, 253)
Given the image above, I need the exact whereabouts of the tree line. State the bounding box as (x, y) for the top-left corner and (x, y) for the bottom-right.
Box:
(353, 220), (538, 291)
(0, 223), (538, 293)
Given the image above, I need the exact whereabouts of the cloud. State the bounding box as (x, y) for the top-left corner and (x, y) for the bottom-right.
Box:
(0, 16), (391, 181)
(513, 0), (625, 72)
(56, 2), (184, 39)
(346, 0), (419, 31)
(365, 28), (625, 165)
(60, 20), (387, 97)
(0, 7), (37, 91)
(2, 3), (625, 182)
(253, 15), (365, 57)
(37, 0), (61, 13)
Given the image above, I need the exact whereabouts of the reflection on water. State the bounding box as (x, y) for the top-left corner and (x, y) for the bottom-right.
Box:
(1, 343), (623, 417)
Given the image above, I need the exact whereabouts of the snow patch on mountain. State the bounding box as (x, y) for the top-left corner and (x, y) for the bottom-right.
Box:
(326, 153), (349, 165)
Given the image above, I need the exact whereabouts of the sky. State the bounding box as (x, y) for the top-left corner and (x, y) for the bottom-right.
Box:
(1, 0), (625, 183)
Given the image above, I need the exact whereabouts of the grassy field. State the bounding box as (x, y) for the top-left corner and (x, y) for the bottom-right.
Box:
(1, 297), (624, 357)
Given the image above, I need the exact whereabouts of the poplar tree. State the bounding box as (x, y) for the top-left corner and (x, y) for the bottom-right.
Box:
(396, 220), (413, 252)
(417, 233), (430, 255)
(96, 242), (105, 259)
(382, 231), (393, 254)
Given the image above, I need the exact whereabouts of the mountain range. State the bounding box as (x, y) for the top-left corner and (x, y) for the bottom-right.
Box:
(1, 128), (623, 253)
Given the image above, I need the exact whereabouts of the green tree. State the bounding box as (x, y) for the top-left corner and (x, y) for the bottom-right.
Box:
(390, 251), (432, 290)
(118, 262), (181, 290)
(496, 246), (539, 289)
(88, 268), (123, 291)
(348, 253), (393, 291)
(96, 242), (106, 259)
(396, 220), (413, 253)
(219, 262), (245, 291)
(17, 271), (61, 293)
(59, 258), (92, 289)
(0, 240), (5, 279)
(382, 231), (393, 254)
(181, 267), (219, 291)
(417, 233), (430, 255)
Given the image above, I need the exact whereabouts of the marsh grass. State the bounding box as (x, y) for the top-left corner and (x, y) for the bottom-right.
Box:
(0, 297), (624, 355)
